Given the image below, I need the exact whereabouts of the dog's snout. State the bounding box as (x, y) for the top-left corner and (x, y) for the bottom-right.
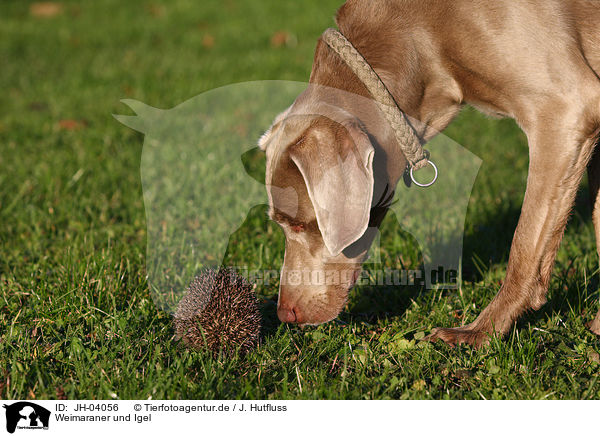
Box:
(277, 305), (298, 323)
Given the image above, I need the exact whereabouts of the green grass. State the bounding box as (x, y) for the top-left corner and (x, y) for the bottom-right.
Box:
(1, 0), (599, 400)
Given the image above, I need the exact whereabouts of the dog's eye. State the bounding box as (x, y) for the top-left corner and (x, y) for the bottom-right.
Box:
(291, 224), (305, 233)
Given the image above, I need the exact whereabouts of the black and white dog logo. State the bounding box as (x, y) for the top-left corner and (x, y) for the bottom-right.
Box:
(3, 402), (50, 433)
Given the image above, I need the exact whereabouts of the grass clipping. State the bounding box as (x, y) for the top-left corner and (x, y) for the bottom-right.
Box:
(174, 268), (262, 356)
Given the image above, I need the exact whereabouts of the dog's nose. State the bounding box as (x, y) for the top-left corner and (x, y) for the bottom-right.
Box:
(277, 305), (297, 323)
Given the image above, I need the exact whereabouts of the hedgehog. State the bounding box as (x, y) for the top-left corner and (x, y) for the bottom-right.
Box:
(173, 268), (262, 356)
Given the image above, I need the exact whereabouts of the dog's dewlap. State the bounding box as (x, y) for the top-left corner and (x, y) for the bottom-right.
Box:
(174, 268), (262, 356)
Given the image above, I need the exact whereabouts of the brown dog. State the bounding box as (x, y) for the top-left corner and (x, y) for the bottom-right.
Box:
(259, 0), (600, 346)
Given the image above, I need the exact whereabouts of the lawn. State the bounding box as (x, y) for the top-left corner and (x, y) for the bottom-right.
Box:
(1, 0), (599, 400)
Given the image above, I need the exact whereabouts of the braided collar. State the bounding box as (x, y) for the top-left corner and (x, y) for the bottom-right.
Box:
(321, 28), (431, 172)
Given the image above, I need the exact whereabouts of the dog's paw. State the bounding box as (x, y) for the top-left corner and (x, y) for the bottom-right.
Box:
(423, 326), (493, 348)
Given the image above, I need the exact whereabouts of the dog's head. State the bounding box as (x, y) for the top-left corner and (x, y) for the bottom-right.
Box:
(260, 101), (401, 325)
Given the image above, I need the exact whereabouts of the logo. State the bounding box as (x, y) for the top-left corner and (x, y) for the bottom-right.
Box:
(114, 81), (482, 313)
(3, 402), (50, 434)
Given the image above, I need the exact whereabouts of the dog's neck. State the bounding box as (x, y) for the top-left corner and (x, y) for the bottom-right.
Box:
(309, 14), (425, 124)
(307, 27), (422, 186)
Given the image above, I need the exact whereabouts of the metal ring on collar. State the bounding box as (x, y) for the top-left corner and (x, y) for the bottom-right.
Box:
(409, 160), (438, 188)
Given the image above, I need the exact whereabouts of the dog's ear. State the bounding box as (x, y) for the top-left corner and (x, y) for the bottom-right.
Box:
(289, 118), (374, 256)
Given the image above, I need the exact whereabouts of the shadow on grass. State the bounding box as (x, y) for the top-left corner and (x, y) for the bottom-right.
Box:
(344, 174), (600, 329)
(462, 177), (593, 275)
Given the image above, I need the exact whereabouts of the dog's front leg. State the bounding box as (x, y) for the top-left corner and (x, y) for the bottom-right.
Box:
(427, 107), (598, 347)
(586, 144), (600, 336)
